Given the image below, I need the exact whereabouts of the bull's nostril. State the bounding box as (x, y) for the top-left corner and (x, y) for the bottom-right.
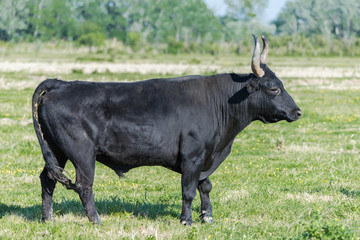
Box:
(296, 110), (302, 118)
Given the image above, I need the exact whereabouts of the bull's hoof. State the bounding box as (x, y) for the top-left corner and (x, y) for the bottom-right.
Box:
(93, 218), (101, 225)
(41, 213), (54, 222)
(89, 215), (101, 225)
(199, 211), (213, 224)
(201, 215), (213, 224)
(41, 216), (54, 222)
(180, 219), (192, 226)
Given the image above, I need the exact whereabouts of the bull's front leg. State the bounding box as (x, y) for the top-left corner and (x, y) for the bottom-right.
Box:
(180, 171), (201, 225)
(198, 178), (213, 223)
(180, 151), (205, 225)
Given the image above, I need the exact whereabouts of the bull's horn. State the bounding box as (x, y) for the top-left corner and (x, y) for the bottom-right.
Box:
(260, 35), (269, 65)
(251, 34), (265, 77)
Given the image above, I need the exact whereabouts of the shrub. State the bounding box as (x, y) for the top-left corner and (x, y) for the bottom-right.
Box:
(127, 32), (141, 51)
(300, 220), (353, 239)
(76, 32), (105, 48)
(167, 37), (184, 54)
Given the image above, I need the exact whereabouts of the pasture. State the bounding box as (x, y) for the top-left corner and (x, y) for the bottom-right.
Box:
(0, 49), (360, 239)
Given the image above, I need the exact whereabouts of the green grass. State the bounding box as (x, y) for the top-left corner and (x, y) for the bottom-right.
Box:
(1, 52), (360, 239)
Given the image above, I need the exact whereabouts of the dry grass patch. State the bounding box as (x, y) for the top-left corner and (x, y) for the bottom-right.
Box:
(0, 77), (44, 91)
(290, 78), (360, 90)
(284, 143), (325, 154)
(221, 189), (250, 202)
(273, 66), (360, 78)
(285, 143), (360, 155)
(286, 192), (335, 202)
(0, 61), (221, 75)
(0, 118), (32, 126)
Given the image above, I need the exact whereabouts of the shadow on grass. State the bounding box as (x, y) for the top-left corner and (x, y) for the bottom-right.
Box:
(0, 197), (180, 222)
(0, 203), (41, 221)
(339, 188), (360, 198)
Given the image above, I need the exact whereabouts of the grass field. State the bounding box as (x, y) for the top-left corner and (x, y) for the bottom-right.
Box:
(0, 50), (360, 239)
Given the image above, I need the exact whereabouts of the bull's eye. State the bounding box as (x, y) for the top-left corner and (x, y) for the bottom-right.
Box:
(269, 87), (281, 95)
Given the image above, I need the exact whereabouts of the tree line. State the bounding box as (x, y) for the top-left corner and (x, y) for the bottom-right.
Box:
(0, 0), (359, 56)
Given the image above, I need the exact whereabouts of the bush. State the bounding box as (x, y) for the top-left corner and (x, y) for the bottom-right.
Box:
(76, 32), (105, 48)
(300, 220), (353, 239)
(127, 32), (142, 51)
(167, 37), (184, 54)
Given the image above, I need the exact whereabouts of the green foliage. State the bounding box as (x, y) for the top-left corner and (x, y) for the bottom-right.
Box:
(0, 0), (223, 46)
(225, 0), (268, 20)
(76, 33), (105, 48)
(1, 0), (360, 56)
(301, 220), (353, 239)
(0, 0), (29, 41)
(34, 0), (77, 41)
(76, 21), (106, 47)
(167, 37), (184, 54)
(274, 0), (360, 41)
(188, 58), (201, 64)
(272, 0), (360, 56)
(294, 208), (354, 239)
(71, 68), (83, 74)
(127, 32), (141, 51)
(74, 21), (106, 49)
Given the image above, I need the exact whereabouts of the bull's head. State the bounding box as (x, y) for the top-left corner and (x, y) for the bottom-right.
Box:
(248, 34), (302, 123)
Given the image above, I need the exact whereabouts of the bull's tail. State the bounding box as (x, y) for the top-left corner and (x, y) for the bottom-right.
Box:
(32, 79), (77, 191)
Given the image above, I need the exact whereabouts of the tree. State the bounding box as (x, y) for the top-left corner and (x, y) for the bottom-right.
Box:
(0, 0), (29, 40)
(224, 0), (268, 20)
(76, 21), (106, 51)
(104, 0), (127, 41)
(125, 0), (222, 45)
(221, 0), (272, 44)
(273, 0), (360, 43)
(32, 0), (77, 41)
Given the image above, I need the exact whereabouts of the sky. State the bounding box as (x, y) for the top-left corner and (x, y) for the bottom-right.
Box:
(204, 0), (289, 24)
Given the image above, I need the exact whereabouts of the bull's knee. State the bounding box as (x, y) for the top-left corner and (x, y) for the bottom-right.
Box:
(199, 178), (212, 193)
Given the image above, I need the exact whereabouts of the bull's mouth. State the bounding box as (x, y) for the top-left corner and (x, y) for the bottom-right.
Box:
(258, 109), (302, 124)
(258, 115), (280, 124)
(286, 116), (298, 122)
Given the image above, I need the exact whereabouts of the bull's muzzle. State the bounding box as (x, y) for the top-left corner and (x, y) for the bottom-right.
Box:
(287, 108), (302, 122)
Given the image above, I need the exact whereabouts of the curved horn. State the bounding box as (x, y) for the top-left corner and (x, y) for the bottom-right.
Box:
(260, 35), (269, 64)
(251, 34), (265, 77)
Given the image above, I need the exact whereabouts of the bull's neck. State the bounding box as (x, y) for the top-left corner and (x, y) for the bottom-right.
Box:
(211, 73), (255, 141)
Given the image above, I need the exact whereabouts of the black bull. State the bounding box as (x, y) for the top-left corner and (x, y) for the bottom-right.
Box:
(32, 35), (301, 225)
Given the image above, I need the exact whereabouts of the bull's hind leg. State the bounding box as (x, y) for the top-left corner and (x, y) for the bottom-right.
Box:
(198, 178), (213, 223)
(73, 155), (100, 224)
(40, 156), (67, 221)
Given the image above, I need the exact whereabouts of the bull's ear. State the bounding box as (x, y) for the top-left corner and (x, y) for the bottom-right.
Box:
(247, 80), (259, 93)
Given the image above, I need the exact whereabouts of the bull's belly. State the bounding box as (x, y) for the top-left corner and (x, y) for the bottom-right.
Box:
(97, 146), (179, 169)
